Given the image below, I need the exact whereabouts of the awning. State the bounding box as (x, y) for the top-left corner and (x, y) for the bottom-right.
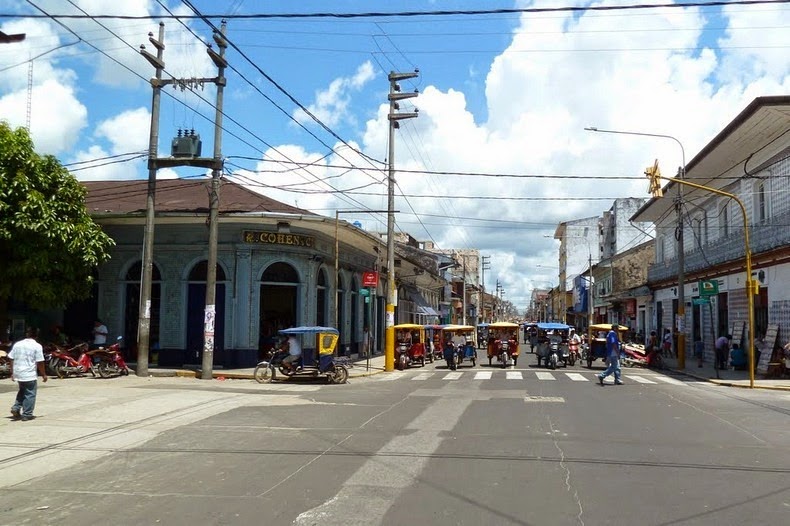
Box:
(403, 285), (438, 316)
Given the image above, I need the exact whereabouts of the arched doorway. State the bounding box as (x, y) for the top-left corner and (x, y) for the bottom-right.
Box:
(124, 261), (161, 362)
(186, 260), (226, 366)
(316, 268), (328, 327)
(259, 262), (299, 357)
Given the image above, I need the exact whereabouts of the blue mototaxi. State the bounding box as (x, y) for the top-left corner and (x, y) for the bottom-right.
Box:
(535, 322), (571, 368)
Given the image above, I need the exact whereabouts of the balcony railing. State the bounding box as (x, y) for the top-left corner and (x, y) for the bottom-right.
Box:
(647, 209), (790, 283)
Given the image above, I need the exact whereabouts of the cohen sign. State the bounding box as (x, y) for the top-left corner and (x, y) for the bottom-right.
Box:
(243, 231), (314, 247)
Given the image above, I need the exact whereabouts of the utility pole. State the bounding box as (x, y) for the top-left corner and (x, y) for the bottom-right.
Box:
(675, 166), (686, 369)
(201, 22), (228, 380)
(481, 255), (490, 322)
(462, 254), (467, 325)
(385, 70), (419, 372)
(139, 21), (228, 378)
(138, 23), (165, 378)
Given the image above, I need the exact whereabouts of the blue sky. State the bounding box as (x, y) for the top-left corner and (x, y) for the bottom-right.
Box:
(1, 0), (789, 310)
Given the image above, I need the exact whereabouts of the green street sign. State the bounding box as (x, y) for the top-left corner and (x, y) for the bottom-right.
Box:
(692, 298), (710, 305)
(359, 288), (370, 296)
(699, 280), (719, 297)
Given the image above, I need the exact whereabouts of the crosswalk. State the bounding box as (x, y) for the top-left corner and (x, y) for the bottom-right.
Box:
(377, 369), (687, 385)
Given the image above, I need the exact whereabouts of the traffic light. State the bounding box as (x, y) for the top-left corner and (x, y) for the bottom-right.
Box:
(645, 159), (663, 198)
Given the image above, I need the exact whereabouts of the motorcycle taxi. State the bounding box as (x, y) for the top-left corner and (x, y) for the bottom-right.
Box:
(535, 322), (571, 369)
(424, 324), (444, 361)
(584, 324), (629, 369)
(476, 323), (489, 350)
(486, 322), (520, 368)
(439, 324), (477, 369)
(253, 326), (348, 384)
(394, 324), (431, 370)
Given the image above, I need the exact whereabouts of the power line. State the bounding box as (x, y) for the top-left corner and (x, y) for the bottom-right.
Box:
(7, 1), (789, 20)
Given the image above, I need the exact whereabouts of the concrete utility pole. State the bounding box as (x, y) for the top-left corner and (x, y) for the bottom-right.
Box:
(138, 23), (165, 378)
(481, 255), (490, 322)
(139, 21), (228, 378)
(201, 22), (228, 380)
(384, 70), (419, 372)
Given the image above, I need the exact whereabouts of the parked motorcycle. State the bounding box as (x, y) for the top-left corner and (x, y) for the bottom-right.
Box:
(49, 343), (94, 378)
(93, 337), (130, 378)
(0, 349), (10, 378)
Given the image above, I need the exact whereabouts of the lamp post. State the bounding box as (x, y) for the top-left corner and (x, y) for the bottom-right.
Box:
(585, 126), (688, 369)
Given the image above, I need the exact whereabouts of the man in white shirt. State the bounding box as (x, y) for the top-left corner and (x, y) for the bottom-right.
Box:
(92, 320), (108, 348)
(282, 336), (302, 370)
(9, 328), (48, 421)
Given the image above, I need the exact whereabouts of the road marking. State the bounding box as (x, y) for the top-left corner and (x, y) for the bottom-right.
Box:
(653, 375), (685, 385)
(625, 375), (656, 384)
(524, 395), (565, 402)
(377, 374), (400, 381)
(443, 372), (463, 380)
(536, 372), (556, 380)
(565, 372), (588, 382)
(412, 372), (433, 381)
(474, 371), (492, 380)
(294, 394), (475, 525)
(506, 371), (523, 380)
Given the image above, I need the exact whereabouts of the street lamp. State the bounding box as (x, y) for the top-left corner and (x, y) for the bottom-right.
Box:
(585, 126), (688, 369)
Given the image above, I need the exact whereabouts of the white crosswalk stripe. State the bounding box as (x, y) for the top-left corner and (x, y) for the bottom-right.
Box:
(535, 371), (556, 381)
(506, 371), (523, 380)
(625, 375), (656, 384)
(652, 375), (685, 385)
(474, 371), (492, 380)
(443, 372), (463, 380)
(565, 373), (588, 382)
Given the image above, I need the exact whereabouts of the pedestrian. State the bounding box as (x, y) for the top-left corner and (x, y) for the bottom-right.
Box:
(92, 319), (108, 349)
(662, 328), (673, 358)
(693, 336), (704, 368)
(598, 324), (623, 385)
(9, 327), (48, 421)
(362, 325), (371, 357)
(714, 333), (732, 370)
(529, 328), (538, 354)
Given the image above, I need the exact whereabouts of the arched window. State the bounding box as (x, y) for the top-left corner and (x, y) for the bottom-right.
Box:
(316, 269), (327, 326)
(262, 262), (299, 283)
(188, 261), (226, 281)
(126, 261), (161, 281)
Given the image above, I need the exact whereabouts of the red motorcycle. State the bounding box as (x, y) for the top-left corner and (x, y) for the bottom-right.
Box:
(92, 337), (130, 378)
(49, 343), (94, 378)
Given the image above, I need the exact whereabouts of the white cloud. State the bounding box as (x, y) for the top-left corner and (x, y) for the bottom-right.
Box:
(295, 61), (376, 127)
(95, 107), (151, 154)
(0, 79), (87, 154)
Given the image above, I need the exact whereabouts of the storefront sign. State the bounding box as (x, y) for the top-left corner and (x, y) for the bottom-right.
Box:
(362, 271), (379, 287)
(699, 279), (719, 296)
(243, 231), (314, 247)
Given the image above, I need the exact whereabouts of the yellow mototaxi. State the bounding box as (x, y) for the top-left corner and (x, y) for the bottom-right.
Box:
(394, 323), (431, 369)
(486, 322), (520, 367)
(585, 323), (629, 369)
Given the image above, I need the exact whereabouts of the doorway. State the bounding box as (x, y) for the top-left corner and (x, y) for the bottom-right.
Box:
(259, 262), (299, 357)
(185, 260), (227, 366)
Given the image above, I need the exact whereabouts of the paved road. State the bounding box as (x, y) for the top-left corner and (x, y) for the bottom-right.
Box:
(2, 363), (790, 525)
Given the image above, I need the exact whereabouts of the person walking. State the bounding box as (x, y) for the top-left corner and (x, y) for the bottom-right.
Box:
(715, 334), (732, 370)
(662, 328), (673, 358)
(9, 327), (48, 421)
(598, 324), (623, 385)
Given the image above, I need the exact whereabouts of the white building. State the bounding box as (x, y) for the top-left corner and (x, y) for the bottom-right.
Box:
(632, 96), (790, 368)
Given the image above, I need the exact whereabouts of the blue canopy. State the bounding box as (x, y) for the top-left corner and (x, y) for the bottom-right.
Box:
(536, 322), (572, 330)
(278, 326), (339, 335)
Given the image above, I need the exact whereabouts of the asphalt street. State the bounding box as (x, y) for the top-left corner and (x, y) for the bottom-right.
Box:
(1, 359), (790, 525)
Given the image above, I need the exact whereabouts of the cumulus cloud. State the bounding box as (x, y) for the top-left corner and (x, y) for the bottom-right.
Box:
(294, 61), (376, 127)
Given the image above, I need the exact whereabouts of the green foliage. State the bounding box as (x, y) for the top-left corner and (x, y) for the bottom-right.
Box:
(0, 122), (114, 309)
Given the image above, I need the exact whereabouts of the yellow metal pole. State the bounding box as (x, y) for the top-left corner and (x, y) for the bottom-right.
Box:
(653, 175), (756, 388)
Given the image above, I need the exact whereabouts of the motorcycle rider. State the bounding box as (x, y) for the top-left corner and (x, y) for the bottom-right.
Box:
(569, 329), (581, 361)
(282, 336), (302, 372)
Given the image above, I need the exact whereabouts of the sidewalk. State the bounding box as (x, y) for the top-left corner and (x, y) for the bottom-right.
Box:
(134, 352), (389, 381)
(661, 354), (790, 391)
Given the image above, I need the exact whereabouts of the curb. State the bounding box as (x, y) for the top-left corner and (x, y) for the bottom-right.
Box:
(668, 368), (790, 391)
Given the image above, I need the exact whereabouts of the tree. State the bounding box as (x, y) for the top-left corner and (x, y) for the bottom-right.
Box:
(0, 122), (114, 334)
